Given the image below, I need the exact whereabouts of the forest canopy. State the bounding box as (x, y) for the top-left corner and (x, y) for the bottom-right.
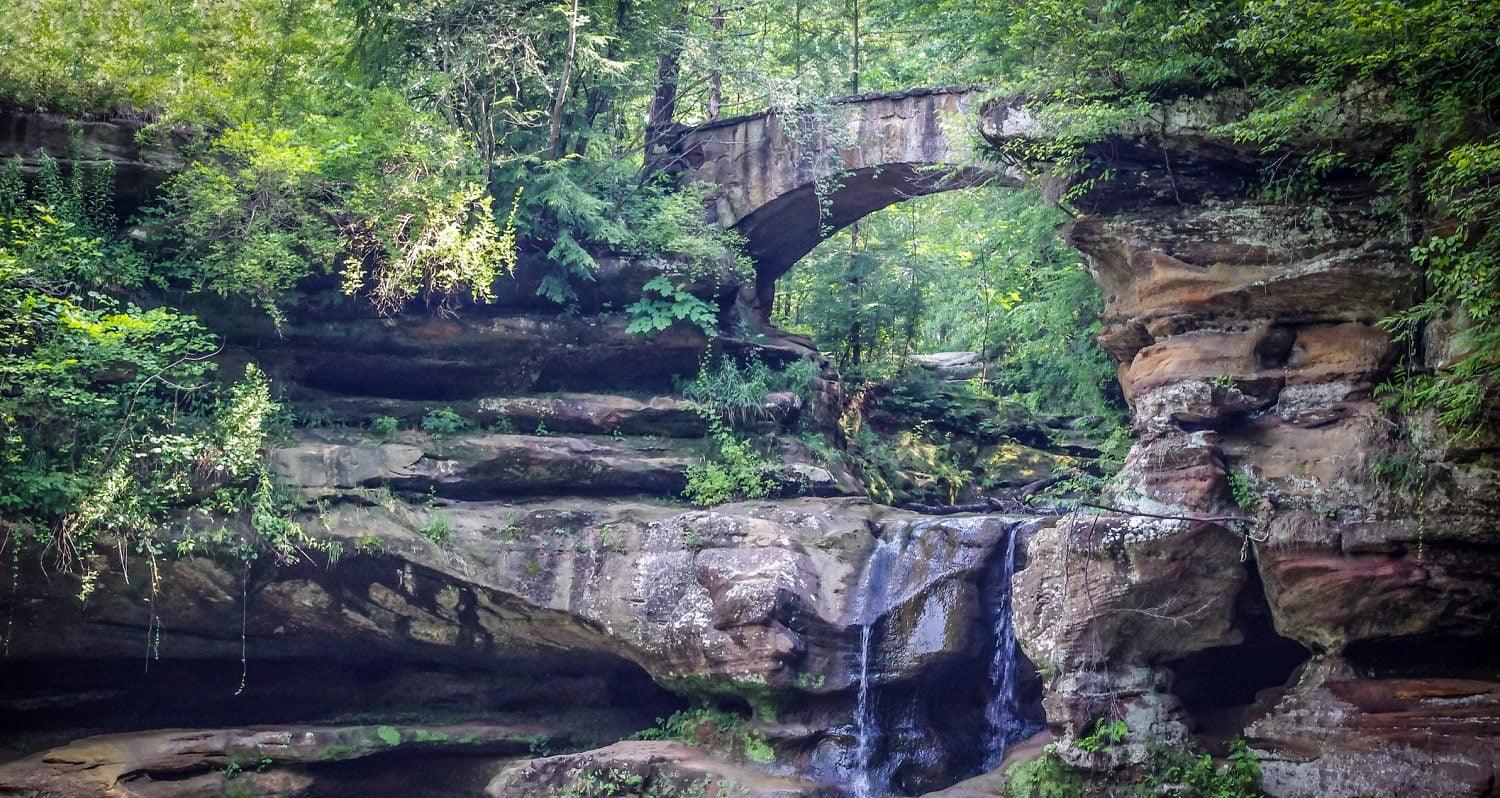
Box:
(0, 0), (1497, 569)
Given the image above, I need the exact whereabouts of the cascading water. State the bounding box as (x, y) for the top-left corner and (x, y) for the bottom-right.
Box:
(981, 524), (1022, 769)
(848, 530), (906, 798)
(843, 517), (1032, 797)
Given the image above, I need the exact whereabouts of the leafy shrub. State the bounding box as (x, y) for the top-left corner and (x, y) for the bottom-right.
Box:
(370, 415), (401, 436)
(1005, 750), (1088, 798)
(420, 407), (470, 436)
(683, 419), (779, 507)
(1140, 739), (1264, 798)
(680, 353), (819, 429)
(420, 516), (453, 546)
(1227, 470), (1259, 510)
(625, 274), (720, 335)
(1076, 718), (1129, 753)
(157, 108), (512, 323)
(631, 707), (775, 765)
(0, 158), (319, 588)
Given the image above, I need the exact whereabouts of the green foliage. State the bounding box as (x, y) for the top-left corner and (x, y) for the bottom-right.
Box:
(1138, 739), (1264, 798)
(1227, 470), (1259, 510)
(848, 425), (972, 506)
(1005, 750), (1088, 798)
(0, 162), (317, 588)
(677, 354), (803, 506)
(1, 0), (516, 324)
(794, 672), (826, 691)
(1370, 452), (1420, 493)
(631, 707), (775, 765)
(1007, 741), (1263, 798)
(420, 407), (471, 437)
(683, 418), (780, 507)
(375, 725), (401, 746)
(370, 415), (401, 436)
(775, 188), (1125, 426)
(420, 515), (454, 547)
(626, 275), (720, 335)
(157, 108), (511, 322)
(1075, 718), (1129, 753)
(680, 353), (819, 429)
(894, 0), (1500, 439)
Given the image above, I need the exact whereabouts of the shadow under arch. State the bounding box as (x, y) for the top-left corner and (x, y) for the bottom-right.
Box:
(734, 163), (1009, 313)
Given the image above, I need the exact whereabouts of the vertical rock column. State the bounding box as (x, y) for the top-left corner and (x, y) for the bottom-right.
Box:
(1013, 145), (1429, 766)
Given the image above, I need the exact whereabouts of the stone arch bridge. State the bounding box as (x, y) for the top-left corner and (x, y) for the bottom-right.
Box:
(669, 86), (1012, 308)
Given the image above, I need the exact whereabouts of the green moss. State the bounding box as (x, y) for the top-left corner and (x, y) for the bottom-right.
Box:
(1005, 751), (1088, 798)
(659, 673), (779, 723)
(631, 707), (775, 765)
(315, 744), (360, 761)
(374, 725), (402, 746)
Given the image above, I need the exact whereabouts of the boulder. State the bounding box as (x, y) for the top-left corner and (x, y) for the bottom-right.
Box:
(911, 352), (986, 381)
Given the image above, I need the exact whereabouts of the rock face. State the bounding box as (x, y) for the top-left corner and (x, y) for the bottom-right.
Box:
(992, 97), (1500, 796)
(4, 96), (1498, 798)
(271, 428), (700, 499)
(1, 493), (1028, 795)
(0, 111), (186, 218)
(489, 741), (836, 798)
(0, 723), (548, 798)
(1248, 662), (1500, 798)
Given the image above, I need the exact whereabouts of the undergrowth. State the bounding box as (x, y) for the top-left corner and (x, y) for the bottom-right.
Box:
(631, 707), (775, 765)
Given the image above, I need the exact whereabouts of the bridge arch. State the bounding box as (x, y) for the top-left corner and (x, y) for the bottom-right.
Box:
(674, 87), (1017, 307)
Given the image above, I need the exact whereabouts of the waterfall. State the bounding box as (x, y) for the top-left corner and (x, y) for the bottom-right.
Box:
(849, 533), (895, 798)
(847, 526), (917, 798)
(981, 525), (1021, 770)
(844, 517), (1026, 796)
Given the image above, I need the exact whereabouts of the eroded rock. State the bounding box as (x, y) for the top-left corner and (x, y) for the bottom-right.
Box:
(488, 740), (836, 797)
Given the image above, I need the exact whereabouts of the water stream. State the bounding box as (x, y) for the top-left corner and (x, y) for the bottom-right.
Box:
(981, 526), (1021, 769)
(849, 529), (910, 798)
(845, 517), (1027, 797)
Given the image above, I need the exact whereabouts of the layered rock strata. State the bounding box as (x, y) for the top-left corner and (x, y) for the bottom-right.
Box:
(996, 100), (1500, 796)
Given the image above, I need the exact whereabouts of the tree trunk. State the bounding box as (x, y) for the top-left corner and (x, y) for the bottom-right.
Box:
(548, 0), (582, 159)
(707, 2), (725, 121)
(645, 4), (688, 159)
(850, 0), (860, 94)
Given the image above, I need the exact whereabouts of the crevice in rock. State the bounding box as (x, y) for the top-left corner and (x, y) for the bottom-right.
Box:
(296, 750), (515, 797)
(1345, 633), (1500, 680)
(1161, 565), (1309, 751)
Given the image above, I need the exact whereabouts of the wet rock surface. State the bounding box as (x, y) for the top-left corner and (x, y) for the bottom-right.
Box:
(1, 498), (1031, 796)
(1248, 664), (1500, 798)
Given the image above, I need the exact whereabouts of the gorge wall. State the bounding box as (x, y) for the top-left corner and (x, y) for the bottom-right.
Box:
(986, 96), (1500, 797)
(0, 94), (1497, 798)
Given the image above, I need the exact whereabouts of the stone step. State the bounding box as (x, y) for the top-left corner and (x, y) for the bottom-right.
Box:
(288, 392), (709, 439)
(270, 428), (699, 500)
